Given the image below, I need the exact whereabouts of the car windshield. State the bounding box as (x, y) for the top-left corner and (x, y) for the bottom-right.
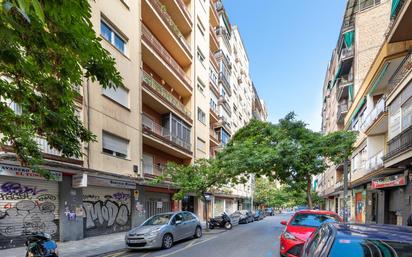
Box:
(143, 214), (173, 226)
(290, 213), (339, 227)
(329, 238), (412, 257)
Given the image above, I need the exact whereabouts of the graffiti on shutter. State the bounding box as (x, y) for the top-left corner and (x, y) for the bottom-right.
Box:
(82, 186), (131, 237)
(0, 178), (59, 249)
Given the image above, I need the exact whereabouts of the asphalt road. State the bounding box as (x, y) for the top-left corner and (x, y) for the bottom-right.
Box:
(94, 215), (291, 257)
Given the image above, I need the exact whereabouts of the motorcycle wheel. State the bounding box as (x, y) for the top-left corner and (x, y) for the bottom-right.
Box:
(224, 222), (232, 230)
(209, 224), (215, 229)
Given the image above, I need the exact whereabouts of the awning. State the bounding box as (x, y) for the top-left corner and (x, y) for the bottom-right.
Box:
(368, 62), (390, 96)
(391, 0), (402, 17)
(351, 96), (366, 121)
(344, 30), (355, 49)
(332, 64), (343, 87)
(348, 84), (354, 101)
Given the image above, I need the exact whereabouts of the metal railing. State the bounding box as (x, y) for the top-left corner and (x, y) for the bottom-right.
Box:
(218, 72), (231, 94)
(142, 70), (191, 118)
(148, 0), (191, 56)
(337, 103), (348, 122)
(387, 52), (412, 95)
(384, 124), (412, 161)
(210, 129), (220, 142)
(341, 47), (354, 60)
(334, 181), (343, 189)
(142, 113), (191, 151)
(141, 24), (192, 89)
(34, 137), (63, 156)
(360, 97), (386, 132)
(366, 150), (384, 171)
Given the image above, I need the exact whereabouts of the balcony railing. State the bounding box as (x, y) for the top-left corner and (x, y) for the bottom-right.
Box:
(210, 51), (219, 71)
(384, 124), (412, 161)
(210, 128), (220, 142)
(175, 0), (192, 23)
(387, 52), (412, 95)
(148, 0), (191, 56)
(337, 103), (348, 123)
(142, 24), (192, 89)
(366, 150), (384, 171)
(142, 70), (191, 118)
(218, 72), (231, 94)
(360, 97), (386, 132)
(142, 113), (191, 151)
(210, 26), (218, 47)
(334, 180), (343, 189)
(35, 137), (63, 156)
(341, 47), (354, 60)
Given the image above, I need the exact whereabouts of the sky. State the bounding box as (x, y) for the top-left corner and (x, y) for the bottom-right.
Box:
(224, 0), (347, 131)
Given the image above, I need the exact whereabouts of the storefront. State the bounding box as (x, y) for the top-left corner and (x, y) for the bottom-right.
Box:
(0, 163), (62, 249)
(352, 187), (366, 223)
(143, 186), (176, 219)
(372, 172), (410, 225)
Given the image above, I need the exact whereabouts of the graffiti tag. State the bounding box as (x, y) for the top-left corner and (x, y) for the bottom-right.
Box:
(83, 200), (129, 229)
(36, 194), (56, 201)
(1, 182), (47, 196)
(112, 192), (130, 201)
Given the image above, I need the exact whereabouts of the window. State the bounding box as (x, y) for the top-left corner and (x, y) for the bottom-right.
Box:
(329, 239), (412, 257)
(197, 137), (205, 151)
(290, 213), (340, 228)
(183, 212), (195, 221)
(402, 97), (412, 130)
(100, 20), (127, 54)
(102, 85), (129, 108)
(143, 154), (154, 174)
(197, 24), (205, 37)
(197, 48), (205, 65)
(102, 132), (128, 158)
(197, 82), (205, 95)
(170, 115), (191, 150)
(197, 107), (206, 124)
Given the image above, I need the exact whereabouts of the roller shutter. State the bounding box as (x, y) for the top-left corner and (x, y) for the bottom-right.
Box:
(0, 177), (59, 249)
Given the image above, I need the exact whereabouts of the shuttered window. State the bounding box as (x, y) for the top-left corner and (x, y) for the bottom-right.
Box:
(143, 154), (154, 174)
(102, 86), (129, 108)
(102, 132), (129, 158)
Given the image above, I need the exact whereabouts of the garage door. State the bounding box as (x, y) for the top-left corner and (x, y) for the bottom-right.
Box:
(82, 186), (131, 237)
(0, 177), (59, 249)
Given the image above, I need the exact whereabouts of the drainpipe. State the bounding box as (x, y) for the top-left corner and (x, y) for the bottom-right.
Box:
(86, 78), (91, 170)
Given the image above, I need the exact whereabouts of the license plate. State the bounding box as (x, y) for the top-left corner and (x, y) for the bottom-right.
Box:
(129, 240), (139, 243)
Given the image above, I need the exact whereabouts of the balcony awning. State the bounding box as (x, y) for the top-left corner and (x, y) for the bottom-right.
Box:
(344, 30), (355, 49)
(332, 64), (343, 87)
(351, 96), (366, 121)
(348, 84), (354, 101)
(368, 62), (389, 96)
(391, 0), (402, 17)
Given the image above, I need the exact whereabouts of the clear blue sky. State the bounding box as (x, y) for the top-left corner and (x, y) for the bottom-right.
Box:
(224, 0), (347, 131)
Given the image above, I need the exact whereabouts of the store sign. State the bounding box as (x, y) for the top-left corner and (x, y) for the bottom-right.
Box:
(0, 164), (62, 181)
(156, 201), (163, 209)
(88, 175), (136, 189)
(72, 174), (88, 188)
(371, 174), (406, 189)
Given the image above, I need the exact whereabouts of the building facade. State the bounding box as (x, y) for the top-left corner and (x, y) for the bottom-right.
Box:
(0, 0), (266, 249)
(317, 0), (412, 225)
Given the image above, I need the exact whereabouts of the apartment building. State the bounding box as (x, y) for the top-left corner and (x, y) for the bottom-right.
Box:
(0, 0), (266, 249)
(317, 0), (412, 226)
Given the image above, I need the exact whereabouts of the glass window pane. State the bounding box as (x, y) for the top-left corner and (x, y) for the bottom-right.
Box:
(100, 21), (112, 42)
(114, 34), (125, 53)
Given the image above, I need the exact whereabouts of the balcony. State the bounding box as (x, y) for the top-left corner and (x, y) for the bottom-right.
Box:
(216, 116), (231, 134)
(366, 150), (384, 172)
(334, 180), (343, 190)
(210, 26), (219, 52)
(384, 125), (412, 162)
(34, 137), (82, 165)
(142, 113), (192, 157)
(387, 52), (412, 96)
(142, 0), (192, 67)
(341, 47), (354, 60)
(218, 72), (231, 95)
(337, 103), (348, 124)
(142, 70), (191, 121)
(209, 0), (219, 27)
(360, 97), (387, 135)
(143, 163), (167, 179)
(210, 103), (219, 123)
(218, 95), (232, 116)
(141, 24), (192, 95)
(210, 128), (220, 146)
(388, 0), (412, 43)
(160, 0), (192, 34)
(336, 76), (353, 102)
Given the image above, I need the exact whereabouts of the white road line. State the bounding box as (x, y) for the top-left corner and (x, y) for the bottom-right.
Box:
(156, 236), (218, 257)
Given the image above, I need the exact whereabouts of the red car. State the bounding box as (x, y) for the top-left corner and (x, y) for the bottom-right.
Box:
(279, 210), (342, 257)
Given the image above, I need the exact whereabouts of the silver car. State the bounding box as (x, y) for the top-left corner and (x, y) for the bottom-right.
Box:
(125, 211), (202, 249)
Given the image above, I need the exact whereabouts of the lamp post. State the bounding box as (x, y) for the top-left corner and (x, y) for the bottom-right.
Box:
(343, 159), (349, 222)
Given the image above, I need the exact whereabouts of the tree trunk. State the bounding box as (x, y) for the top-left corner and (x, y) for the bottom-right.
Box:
(306, 177), (313, 209)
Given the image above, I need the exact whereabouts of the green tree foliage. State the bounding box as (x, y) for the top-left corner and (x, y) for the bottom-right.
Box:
(216, 113), (356, 209)
(0, 0), (122, 178)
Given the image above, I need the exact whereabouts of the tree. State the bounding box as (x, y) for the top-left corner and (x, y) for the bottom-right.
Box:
(216, 113), (356, 209)
(152, 159), (232, 228)
(0, 0), (122, 178)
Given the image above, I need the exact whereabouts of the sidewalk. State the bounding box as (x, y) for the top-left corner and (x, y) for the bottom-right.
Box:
(0, 226), (225, 257)
(0, 232), (126, 257)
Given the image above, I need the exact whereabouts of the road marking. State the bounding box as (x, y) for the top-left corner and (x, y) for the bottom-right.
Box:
(156, 236), (218, 257)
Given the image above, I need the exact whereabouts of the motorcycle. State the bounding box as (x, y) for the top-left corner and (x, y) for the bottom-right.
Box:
(208, 212), (232, 230)
(25, 232), (58, 257)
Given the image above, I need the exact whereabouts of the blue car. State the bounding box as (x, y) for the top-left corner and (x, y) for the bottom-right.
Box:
(301, 223), (412, 257)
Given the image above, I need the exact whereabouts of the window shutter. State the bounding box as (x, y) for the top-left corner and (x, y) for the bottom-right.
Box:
(102, 132), (128, 156)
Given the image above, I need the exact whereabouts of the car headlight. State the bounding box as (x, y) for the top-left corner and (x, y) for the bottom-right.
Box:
(283, 231), (297, 240)
(146, 228), (161, 238)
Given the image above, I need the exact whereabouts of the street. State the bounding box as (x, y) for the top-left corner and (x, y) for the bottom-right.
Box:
(94, 215), (289, 257)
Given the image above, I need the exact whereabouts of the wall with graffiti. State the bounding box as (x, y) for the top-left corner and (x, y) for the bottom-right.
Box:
(82, 186), (131, 237)
(0, 178), (59, 249)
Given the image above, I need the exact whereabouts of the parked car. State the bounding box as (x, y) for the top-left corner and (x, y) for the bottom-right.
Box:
(265, 208), (274, 216)
(280, 210), (342, 257)
(301, 222), (412, 257)
(228, 211), (241, 225)
(254, 210), (265, 221)
(236, 210), (254, 224)
(125, 211), (202, 249)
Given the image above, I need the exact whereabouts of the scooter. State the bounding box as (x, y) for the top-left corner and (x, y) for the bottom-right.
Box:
(25, 232), (58, 257)
(209, 212), (232, 230)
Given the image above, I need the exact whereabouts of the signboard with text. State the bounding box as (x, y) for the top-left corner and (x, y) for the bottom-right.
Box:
(72, 174), (88, 188)
(0, 164), (62, 181)
(87, 175), (136, 189)
(371, 174), (406, 189)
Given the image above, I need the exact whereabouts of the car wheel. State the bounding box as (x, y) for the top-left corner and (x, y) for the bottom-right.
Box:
(194, 226), (202, 238)
(224, 222), (232, 230)
(162, 234), (173, 249)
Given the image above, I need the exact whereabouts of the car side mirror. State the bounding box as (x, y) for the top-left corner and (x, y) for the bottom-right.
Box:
(175, 220), (182, 225)
(280, 220), (287, 226)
